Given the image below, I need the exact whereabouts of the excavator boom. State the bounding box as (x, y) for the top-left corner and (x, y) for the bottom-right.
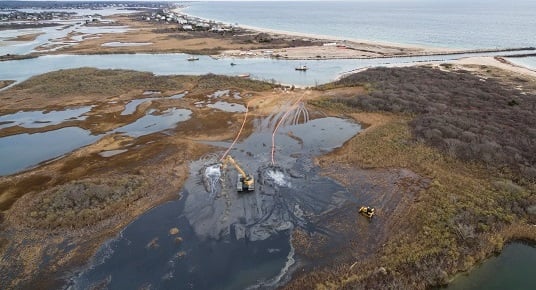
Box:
(225, 156), (255, 192)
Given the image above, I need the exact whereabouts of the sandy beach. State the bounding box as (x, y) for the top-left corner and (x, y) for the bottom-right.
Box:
(4, 7), (531, 68)
(454, 56), (536, 78)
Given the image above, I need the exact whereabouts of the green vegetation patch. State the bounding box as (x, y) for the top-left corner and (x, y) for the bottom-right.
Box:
(319, 66), (536, 181)
(24, 175), (148, 230)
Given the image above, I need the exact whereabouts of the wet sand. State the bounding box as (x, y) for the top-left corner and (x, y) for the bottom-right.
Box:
(6, 32), (44, 42)
(0, 80), (14, 89)
(3, 10), (534, 70)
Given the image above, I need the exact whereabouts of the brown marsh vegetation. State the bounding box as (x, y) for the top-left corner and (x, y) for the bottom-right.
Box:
(320, 66), (536, 181)
(0, 69), (278, 289)
(0, 68), (275, 113)
(297, 66), (536, 289)
(1, 66), (534, 289)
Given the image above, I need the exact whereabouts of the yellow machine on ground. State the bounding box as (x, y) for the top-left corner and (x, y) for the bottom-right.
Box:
(359, 206), (375, 218)
(224, 155), (255, 192)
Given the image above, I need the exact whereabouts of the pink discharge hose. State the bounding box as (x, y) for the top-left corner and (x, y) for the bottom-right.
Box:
(271, 96), (304, 165)
(220, 102), (250, 162)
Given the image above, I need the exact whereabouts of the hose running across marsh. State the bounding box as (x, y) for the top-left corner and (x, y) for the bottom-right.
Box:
(220, 102), (250, 161)
(271, 96), (304, 165)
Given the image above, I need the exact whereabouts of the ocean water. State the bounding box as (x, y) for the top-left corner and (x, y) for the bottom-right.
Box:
(506, 56), (536, 71)
(184, 0), (536, 50)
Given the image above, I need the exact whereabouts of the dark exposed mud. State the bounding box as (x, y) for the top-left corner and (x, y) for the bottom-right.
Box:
(66, 99), (373, 289)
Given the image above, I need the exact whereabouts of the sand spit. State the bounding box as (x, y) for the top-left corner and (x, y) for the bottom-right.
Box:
(455, 56), (536, 78)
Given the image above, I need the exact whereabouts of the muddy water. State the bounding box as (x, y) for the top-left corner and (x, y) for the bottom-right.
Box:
(69, 113), (363, 289)
(444, 242), (536, 290)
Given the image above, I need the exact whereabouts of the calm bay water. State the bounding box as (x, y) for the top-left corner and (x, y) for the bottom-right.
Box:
(445, 243), (536, 290)
(1, 50), (533, 87)
(507, 56), (536, 71)
(185, 0), (536, 50)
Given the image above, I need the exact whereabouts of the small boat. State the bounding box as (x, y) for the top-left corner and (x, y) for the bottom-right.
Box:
(237, 73), (250, 78)
(230, 62), (237, 66)
(187, 56), (199, 61)
(295, 65), (308, 71)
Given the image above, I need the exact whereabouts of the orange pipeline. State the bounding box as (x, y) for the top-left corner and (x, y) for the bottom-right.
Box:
(220, 102), (250, 161)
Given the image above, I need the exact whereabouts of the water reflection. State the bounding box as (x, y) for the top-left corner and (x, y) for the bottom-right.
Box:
(114, 108), (192, 138)
(207, 101), (247, 113)
(0, 127), (98, 175)
(2, 51), (535, 87)
(0, 107), (193, 176)
(445, 243), (536, 290)
(0, 106), (93, 129)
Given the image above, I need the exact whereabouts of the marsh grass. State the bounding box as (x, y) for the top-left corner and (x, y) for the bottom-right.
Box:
(313, 116), (535, 289)
(194, 73), (276, 91)
(2, 68), (274, 102)
(309, 67), (536, 289)
(9, 68), (193, 98)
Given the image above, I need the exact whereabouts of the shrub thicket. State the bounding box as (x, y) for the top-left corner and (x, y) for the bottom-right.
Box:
(195, 73), (276, 91)
(322, 67), (536, 180)
(10, 68), (193, 98)
(25, 176), (148, 230)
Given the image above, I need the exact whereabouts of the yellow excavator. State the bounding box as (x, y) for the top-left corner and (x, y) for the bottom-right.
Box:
(224, 155), (255, 192)
(359, 206), (375, 218)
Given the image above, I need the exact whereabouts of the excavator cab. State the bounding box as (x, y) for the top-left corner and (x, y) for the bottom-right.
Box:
(237, 174), (255, 192)
(359, 206), (375, 218)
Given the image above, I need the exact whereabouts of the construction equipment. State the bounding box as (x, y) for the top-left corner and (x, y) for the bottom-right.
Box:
(359, 206), (375, 218)
(225, 155), (255, 192)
